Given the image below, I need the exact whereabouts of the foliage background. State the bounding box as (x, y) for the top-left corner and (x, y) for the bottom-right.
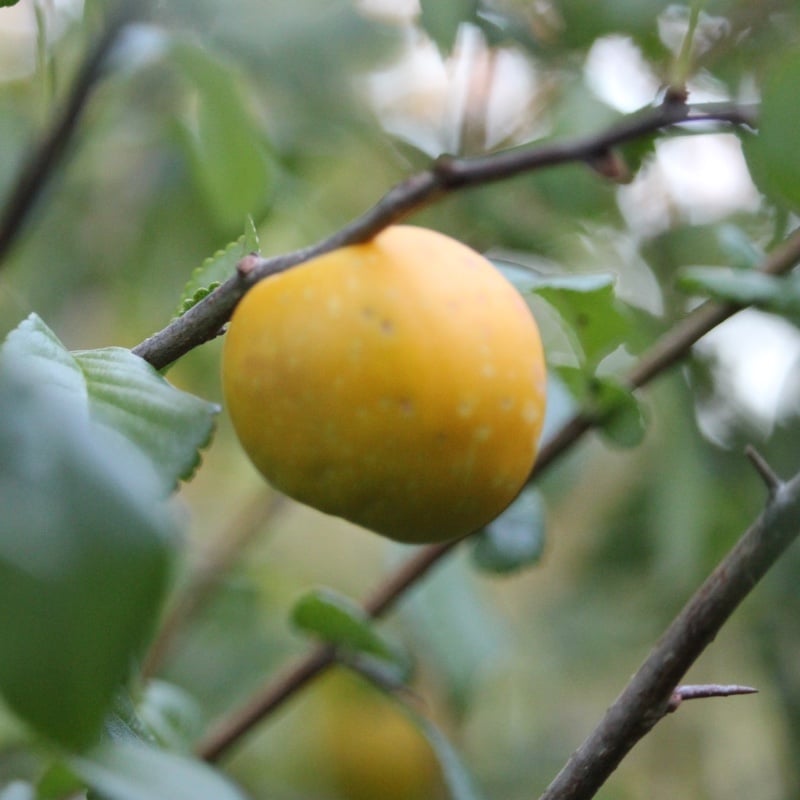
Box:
(1, 0), (800, 798)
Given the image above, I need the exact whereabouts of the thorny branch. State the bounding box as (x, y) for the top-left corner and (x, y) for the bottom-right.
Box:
(538, 461), (800, 800)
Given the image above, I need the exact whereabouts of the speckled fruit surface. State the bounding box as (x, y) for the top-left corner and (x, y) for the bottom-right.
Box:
(222, 225), (547, 544)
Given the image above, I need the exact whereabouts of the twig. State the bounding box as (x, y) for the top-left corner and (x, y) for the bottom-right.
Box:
(537, 461), (799, 800)
(194, 227), (800, 763)
(0, 0), (149, 266)
(132, 101), (758, 371)
(745, 445), (783, 498)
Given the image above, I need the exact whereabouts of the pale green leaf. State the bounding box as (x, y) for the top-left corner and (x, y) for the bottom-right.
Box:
(71, 740), (249, 800)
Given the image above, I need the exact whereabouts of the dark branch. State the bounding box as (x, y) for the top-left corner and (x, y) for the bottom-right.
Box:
(133, 101), (758, 371)
(537, 464), (800, 800)
(0, 0), (148, 266)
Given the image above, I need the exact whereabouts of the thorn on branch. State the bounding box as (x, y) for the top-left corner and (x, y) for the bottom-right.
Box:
(745, 445), (784, 498)
(667, 683), (758, 713)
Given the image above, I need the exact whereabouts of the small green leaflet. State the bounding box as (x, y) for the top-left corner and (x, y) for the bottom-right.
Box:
(678, 267), (800, 322)
(291, 588), (410, 678)
(1, 314), (218, 494)
(176, 217), (260, 316)
(557, 366), (646, 448)
(530, 273), (634, 369)
(472, 487), (546, 575)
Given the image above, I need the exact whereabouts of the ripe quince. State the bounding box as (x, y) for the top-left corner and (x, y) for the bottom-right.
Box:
(222, 225), (546, 544)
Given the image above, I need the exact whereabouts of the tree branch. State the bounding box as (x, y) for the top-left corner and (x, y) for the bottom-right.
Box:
(0, 0), (149, 266)
(194, 227), (800, 763)
(132, 100), (757, 371)
(537, 461), (800, 800)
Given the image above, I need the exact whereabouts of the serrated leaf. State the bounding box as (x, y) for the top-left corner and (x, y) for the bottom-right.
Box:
(744, 51), (800, 212)
(176, 218), (260, 317)
(291, 588), (409, 675)
(678, 267), (800, 321)
(529, 273), (633, 368)
(0, 364), (175, 750)
(403, 707), (487, 800)
(70, 740), (249, 800)
(472, 487), (546, 574)
(2, 314), (218, 494)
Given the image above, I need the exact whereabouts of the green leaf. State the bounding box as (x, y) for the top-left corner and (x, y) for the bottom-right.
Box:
(70, 740), (249, 800)
(403, 555), (506, 712)
(175, 218), (259, 317)
(419, 0), (478, 53)
(592, 376), (647, 448)
(0, 0), (22, 6)
(2, 314), (218, 493)
(556, 367), (646, 448)
(291, 588), (409, 675)
(677, 267), (800, 321)
(402, 707), (487, 800)
(472, 487), (546, 574)
(529, 273), (633, 368)
(744, 51), (800, 211)
(0, 363), (175, 750)
(172, 40), (272, 229)
(136, 681), (204, 753)
(36, 763), (86, 800)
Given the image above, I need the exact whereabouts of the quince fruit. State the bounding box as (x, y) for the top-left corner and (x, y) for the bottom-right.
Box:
(222, 225), (546, 544)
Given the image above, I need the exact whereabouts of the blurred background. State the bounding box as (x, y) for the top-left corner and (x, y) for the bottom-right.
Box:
(1, 0), (799, 798)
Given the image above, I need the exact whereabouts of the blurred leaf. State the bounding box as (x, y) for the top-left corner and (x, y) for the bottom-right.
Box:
(104, 689), (157, 747)
(292, 588), (410, 676)
(70, 740), (249, 800)
(136, 681), (204, 753)
(530, 273), (633, 368)
(420, 0), (479, 53)
(176, 218), (260, 316)
(472, 487), (546, 574)
(36, 763), (85, 800)
(744, 50), (800, 211)
(715, 224), (762, 271)
(2, 314), (218, 493)
(0, 0), (22, 5)
(556, 367), (646, 448)
(172, 40), (272, 230)
(403, 555), (506, 713)
(0, 363), (175, 750)
(592, 376), (647, 448)
(403, 707), (487, 800)
(678, 267), (800, 321)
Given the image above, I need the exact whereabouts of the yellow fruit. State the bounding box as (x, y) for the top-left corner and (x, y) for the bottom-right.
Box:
(317, 673), (444, 800)
(222, 225), (546, 544)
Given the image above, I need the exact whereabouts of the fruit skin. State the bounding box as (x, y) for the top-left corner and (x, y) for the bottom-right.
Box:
(222, 225), (546, 544)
